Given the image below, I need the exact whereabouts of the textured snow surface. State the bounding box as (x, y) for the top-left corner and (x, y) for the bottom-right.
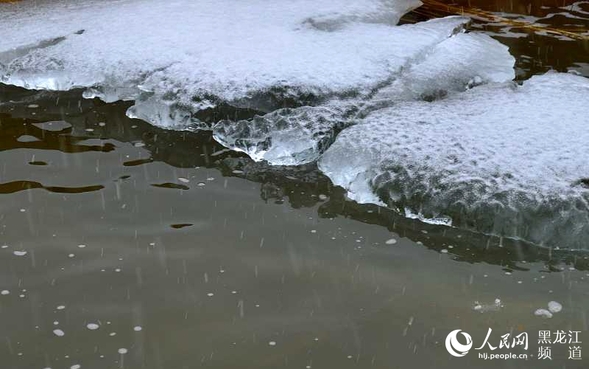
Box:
(319, 73), (589, 248)
(0, 0), (467, 128)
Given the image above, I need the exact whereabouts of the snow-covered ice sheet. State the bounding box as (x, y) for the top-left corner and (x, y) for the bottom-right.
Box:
(213, 31), (515, 165)
(0, 0), (469, 128)
(318, 72), (589, 249)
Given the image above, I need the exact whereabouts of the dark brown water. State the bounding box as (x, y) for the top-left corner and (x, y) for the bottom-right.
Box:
(405, 0), (589, 79)
(1, 2), (588, 369)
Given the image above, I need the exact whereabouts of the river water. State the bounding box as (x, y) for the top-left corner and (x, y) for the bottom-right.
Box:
(0, 1), (588, 369)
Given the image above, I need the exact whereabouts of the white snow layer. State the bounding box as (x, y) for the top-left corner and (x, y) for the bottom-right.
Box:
(0, 0), (449, 126)
(318, 73), (589, 249)
(1, 0), (587, 248)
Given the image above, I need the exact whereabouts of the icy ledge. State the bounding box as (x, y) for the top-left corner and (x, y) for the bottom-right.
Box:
(0, 0), (456, 128)
(318, 72), (589, 249)
(213, 32), (515, 165)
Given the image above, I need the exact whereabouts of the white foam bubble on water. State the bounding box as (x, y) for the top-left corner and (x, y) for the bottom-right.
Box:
(547, 301), (562, 313)
(319, 73), (589, 249)
(534, 309), (553, 318)
(473, 298), (503, 313)
(53, 329), (65, 337)
(86, 323), (100, 330)
(13, 251), (27, 256)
